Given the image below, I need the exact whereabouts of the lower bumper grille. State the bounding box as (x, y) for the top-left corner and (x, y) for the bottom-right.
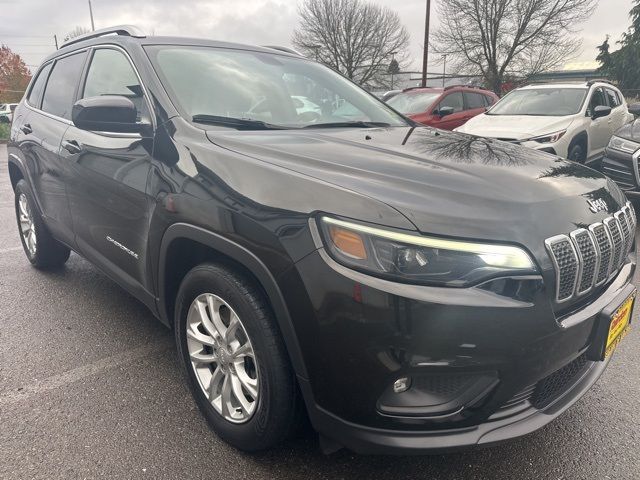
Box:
(531, 354), (590, 409)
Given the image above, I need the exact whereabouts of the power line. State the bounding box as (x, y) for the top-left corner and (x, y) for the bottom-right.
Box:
(2, 43), (54, 46)
(0, 34), (51, 38)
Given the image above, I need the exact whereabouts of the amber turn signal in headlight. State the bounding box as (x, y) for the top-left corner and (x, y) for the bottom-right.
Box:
(317, 216), (537, 287)
(329, 226), (368, 260)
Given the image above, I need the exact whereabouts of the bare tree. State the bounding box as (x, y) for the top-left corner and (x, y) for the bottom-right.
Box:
(293, 0), (410, 88)
(433, 0), (597, 94)
(64, 26), (91, 43)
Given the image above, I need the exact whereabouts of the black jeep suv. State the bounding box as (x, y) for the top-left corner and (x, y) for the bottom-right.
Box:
(7, 26), (637, 455)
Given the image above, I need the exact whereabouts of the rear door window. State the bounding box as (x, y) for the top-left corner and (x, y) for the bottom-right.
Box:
(41, 52), (86, 120)
(27, 63), (52, 108)
(463, 92), (486, 110)
(438, 92), (464, 113)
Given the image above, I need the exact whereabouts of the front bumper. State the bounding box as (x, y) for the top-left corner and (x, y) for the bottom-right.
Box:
(286, 246), (636, 454)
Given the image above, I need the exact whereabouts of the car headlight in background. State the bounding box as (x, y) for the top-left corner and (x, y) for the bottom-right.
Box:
(608, 136), (640, 154)
(530, 130), (566, 144)
(317, 216), (537, 287)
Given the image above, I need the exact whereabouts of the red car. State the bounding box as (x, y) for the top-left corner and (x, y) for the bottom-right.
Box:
(386, 86), (499, 130)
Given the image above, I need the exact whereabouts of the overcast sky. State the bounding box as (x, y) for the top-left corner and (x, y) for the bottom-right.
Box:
(1, 0), (634, 74)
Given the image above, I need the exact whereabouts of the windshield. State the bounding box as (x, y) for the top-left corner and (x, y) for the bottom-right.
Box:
(488, 88), (588, 116)
(387, 91), (441, 114)
(145, 45), (408, 129)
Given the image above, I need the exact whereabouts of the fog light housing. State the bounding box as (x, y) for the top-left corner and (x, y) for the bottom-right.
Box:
(393, 377), (411, 393)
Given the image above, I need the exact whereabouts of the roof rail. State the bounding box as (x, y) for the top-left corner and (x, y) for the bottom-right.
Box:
(444, 84), (482, 91)
(61, 25), (146, 48)
(262, 45), (304, 56)
(402, 86), (436, 92)
(586, 78), (616, 87)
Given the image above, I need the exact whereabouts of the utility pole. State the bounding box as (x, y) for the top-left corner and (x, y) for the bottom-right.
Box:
(54, 35), (59, 50)
(442, 54), (447, 87)
(88, 0), (95, 31)
(421, 0), (431, 87)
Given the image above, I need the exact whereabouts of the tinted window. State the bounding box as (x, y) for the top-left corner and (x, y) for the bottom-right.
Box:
(605, 88), (621, 108)
(588, 88), (608, 116)
(27, 63), (52, 108)
(464, 92), (486, 109)
(387, 91), (442, 114)
(484, 94), (496, 107)
(439, 92), (464, 113)
(41, 52), (85, 119)
(83, 48), (148, 122)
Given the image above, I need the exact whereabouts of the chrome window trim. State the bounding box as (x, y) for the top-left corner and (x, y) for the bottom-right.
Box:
(23, 43), (156, 135)
(545, 234), (579, 303)
(570, 228), (598, 295)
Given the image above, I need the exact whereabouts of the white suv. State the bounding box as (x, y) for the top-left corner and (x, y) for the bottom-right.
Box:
(455, 82), (633, 163)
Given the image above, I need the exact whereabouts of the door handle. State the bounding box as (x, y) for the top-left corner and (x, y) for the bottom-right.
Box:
(20, 123), (32, 135)
(62, 139), (82, 155)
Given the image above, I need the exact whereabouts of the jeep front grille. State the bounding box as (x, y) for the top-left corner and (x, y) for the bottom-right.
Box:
(545, 202), (636, 303)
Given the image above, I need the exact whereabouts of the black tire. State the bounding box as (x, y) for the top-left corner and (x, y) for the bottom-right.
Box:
(14, 179), (70, 269)
(174, 263), (300, 452)
(568, 142), (586, 163)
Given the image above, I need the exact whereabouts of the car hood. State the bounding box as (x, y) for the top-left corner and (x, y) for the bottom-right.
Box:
(205, 126), (624, 262)
(456, 114), (575, 140)
(612, 118), (640, 145)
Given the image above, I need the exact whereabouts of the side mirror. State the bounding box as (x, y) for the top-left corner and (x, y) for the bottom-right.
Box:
(72, 95), (141, 133)
(629, 103), (640, 117)
(437, 106), (455, 118)
(592, 105), (612, 120)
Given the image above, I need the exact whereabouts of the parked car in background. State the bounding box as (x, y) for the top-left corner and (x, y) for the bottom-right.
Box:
(600, 103), (640, 196)
(0, 103), (19, 123)
(380, 89), (401, 102)
(386, 86), (498, 130)
(456, 81), (633, 163)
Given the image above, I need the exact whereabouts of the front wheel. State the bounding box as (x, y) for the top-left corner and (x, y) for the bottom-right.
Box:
(174, 263), (301, 451)
(568, 142), (586, 163)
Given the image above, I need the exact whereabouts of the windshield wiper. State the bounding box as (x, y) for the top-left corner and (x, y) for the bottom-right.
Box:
(303, 121), (392, 129)
(192, 114), (290, 130)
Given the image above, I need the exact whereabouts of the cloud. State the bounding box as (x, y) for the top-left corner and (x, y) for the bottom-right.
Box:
(1, 0), (632, 74)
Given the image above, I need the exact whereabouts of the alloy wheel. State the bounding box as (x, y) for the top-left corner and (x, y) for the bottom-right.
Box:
(186, 293), (259, 424)
(18, 193), (37, 257)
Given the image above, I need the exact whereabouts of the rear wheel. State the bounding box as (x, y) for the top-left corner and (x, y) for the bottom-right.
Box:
(175, 263), (300, 451)
(14, 179), (70, 269)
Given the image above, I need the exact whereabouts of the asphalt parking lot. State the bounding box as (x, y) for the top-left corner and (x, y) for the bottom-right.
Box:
(1, 144), (640, 480)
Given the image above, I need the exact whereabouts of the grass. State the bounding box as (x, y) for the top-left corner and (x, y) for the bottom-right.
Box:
(0, 123), (9, 141)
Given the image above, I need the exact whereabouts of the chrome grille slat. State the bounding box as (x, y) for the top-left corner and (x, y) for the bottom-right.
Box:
(589, 223), (613, 285)
(605, 217), (623, 270)
(546, 202), (636, 303)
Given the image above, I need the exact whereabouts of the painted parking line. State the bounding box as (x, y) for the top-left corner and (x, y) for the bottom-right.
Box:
(0, 246), (24, 254)
(0, 338), (173, 406)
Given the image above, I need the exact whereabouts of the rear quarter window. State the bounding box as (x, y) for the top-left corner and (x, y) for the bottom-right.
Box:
(27, 63), (52, 108)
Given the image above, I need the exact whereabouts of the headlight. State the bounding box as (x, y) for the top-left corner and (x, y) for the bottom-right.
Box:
(317, 216), (537, 287)
(608, 136), (640, 154)
(531, 130), (566, 144)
